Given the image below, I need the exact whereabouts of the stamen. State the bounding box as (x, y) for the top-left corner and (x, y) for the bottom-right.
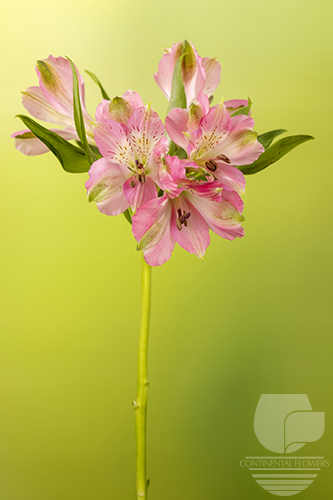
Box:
(176, 210), (191, 230)
(135, 160), (139, 166)
(138, 172), (146, 183)
(130, 180), (136, 188)
(216, 154), (231, 164)
(137, 162), (144, 169)
(205, 159), (218, 172)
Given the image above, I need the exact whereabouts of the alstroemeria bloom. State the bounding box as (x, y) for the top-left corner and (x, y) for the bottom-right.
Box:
(86, 100), (168, 214)
(154, 41), (221, 107)
(132, 155), (244, 266)
(12, 55), (94, 155)
(165, 93), (264, 196)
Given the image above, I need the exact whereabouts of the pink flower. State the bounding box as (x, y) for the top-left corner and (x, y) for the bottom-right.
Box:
(165, 93), (264, 196)
(86, 100), (168, 214)
(154, 41), (221, 107)
(12, 55), (94, 155)
(132, 155), (244, 266)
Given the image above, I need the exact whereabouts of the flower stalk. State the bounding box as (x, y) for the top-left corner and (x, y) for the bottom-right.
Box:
(12, 41), (314, 499)
(134, 254), (152, 499)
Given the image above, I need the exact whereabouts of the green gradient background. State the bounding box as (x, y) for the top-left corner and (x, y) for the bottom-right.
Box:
(1, 1), (332, 498)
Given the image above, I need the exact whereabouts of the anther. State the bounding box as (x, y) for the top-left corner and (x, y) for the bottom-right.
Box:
(137, 162), (144, 169)
(183, 210), (191, 227)
(176, 218), (182, 231)
(176, 210), (191, 230)
(205, 159), (218, 172)
(135, 160), (139, 166)
(130, 180), (136, 188)
(216, 154), (231, 164)
(138, 172), (146, 183)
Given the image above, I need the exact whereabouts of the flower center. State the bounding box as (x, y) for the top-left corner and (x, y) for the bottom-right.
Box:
(135, 159), (146, 183)
(176, 208), (191, 231)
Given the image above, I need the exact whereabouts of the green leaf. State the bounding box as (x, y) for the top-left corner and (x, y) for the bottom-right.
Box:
(257, 129), (287, 149)
(16, 115), (91, 173)
(123, 208), (132, 225)
(231, 97), (252, 117)
(75, 141), (102, 158)
(67, 57), (95, 166)
(85, 70), (110, 100)
(166, 54), (188, 156)
(175, 146), (187, 159)
(167, 54), (187, 114)
(239, 135), (314, 175)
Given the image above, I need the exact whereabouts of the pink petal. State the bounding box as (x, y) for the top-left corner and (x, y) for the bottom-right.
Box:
(201, 57), (221, 98)
(122, 90), (144, 112)
(213, 163), (246, 196)
(154, 46), (178, 101)
(183, 47), (206, 107)
(95, 91), (144, 126)
(12, 128), (78, 156)
(187, 178), (224, 201)
(224, 99), (250, 116)
(148, 137), (169, 186)
(123, 175), (157, 211)
(165, 108), (190, 151)
(95, 99), (112, 124)
(187, 192), (244, 241)
(35, 55), (89, 121)
(218, 114), (264, 165)
(230, 114), (255, 130)
(194, 101), (231, 160)
(159, 155), (187, 198)
(85, 158), (130, 216)
(186, 92), (210, 133)
(196, 92), (210, 115)
(127, 105), (165, 164)
(22, 86), (73, 127)
(222, 190), (244, 213)
(154, 42), (207, 106)
(171, 194), (210, 260)
(133, 196), (175, 266)
(93, 120), (133, 166)
(225, 99), (248, 109)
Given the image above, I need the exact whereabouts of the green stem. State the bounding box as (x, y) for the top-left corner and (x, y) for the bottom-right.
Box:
(135, 255), (152, 499)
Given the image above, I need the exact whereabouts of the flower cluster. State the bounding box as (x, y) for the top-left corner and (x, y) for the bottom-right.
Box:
(13, 41), (265, 266)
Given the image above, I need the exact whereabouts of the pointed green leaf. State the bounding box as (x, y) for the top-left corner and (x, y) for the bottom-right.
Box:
(85, 70), (110, 100)
(75, 141), (102, 158)
(166, 53), (188, 156)
(123, 208), (132, 225)
(67, 57), (95, 166)
(231, 97), (252, 117)
(167, 54), (187, 114)
(239, 135), (314, 175)
(16, 115), (91, 173)
(257, 129), (287, 149)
